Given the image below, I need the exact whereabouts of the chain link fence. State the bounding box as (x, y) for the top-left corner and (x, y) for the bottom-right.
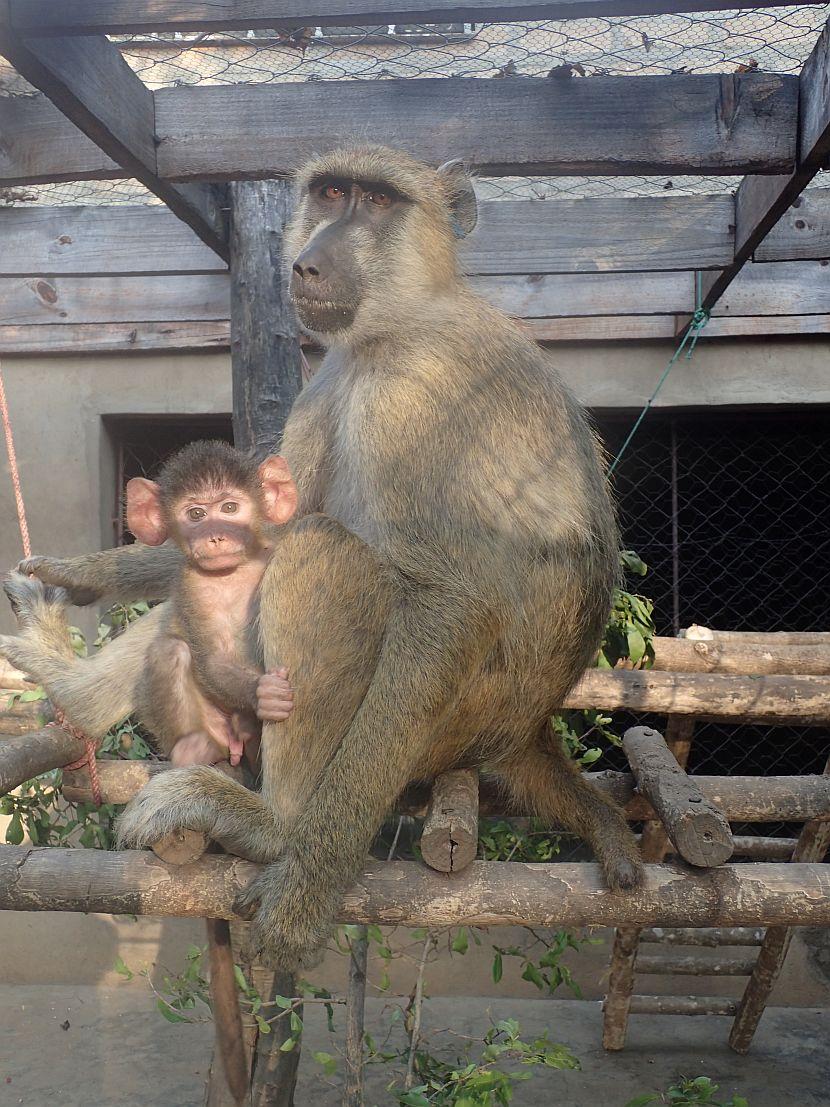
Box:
(2, 4), (828, 206)
(591, 408), (830, 849)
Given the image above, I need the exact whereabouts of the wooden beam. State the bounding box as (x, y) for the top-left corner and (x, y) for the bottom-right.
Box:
(461, 195), (734, 274)
(711, 260), (830, 317)
(0, 92), (120, 185)
(0, 196), (734, 278)
(1, 849), (829, 929)
(0, 321), (232, 355)
(756, 189), (830, 264)
(650, 636), (830, 676)
(0, 206), (226, 276)
(699, 18), (830, 312)
(0, 27), (229, 257)
(14, 0), (829, 36)
(154, 74), (798, 181)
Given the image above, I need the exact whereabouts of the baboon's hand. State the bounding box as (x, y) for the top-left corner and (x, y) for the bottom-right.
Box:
(256, 667), (294, 722)
(16, 556), (98, 607)
(233, 856), (330, 970)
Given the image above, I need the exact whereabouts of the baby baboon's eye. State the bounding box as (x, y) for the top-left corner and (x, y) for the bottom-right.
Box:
(188, 507), (206, 522)
(321, 184), (345, 201)
(367, 191), (392, 208)
(221, 501), (239, 514)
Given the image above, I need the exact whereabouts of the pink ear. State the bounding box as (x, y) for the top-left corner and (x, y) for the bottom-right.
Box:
(259, 456), (298, 525)
(126, 478), (168, 545)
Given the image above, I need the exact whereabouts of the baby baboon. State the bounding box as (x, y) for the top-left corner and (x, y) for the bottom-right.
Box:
(13, 145), (643, 967)
(3, 441), (298, 768)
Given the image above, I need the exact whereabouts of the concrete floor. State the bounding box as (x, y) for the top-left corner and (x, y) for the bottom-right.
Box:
(0, 986), (827, 1107)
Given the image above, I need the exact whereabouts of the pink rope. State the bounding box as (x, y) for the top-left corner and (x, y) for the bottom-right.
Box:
(0, 360), (31, 559)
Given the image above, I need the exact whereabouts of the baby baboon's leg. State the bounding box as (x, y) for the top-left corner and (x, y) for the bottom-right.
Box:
(495, 734), (644, 891)
(140, 636), (225, 765)
(117, 766), (283, 863)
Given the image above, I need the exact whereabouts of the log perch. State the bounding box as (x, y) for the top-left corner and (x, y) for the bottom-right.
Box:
(628, 995), (739, 1017)
(0, 850), (829, 929)
(623, 727), (734, 868)
(420, 769), (479, 873)
(60, 762), (830, 825)
(0, 725), (83, 796)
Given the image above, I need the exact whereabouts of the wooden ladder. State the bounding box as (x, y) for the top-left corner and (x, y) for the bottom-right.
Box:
(603, 717), (830, 1054)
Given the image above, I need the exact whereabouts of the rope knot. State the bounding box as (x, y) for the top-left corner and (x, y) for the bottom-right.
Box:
(52, 709), (103, 806)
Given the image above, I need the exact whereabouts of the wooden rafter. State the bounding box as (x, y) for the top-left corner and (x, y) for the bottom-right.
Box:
(11, 0), (829, 36)
(699, 17), (830, 312)
(0, 21), (229, 259)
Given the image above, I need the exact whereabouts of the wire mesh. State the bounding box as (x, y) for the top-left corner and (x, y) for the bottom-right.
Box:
(590, 408), (830, 850)
(1, 5), (828, 205)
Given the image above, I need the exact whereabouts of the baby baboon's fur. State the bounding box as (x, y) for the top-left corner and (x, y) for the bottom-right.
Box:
(6, 144), (642, 967)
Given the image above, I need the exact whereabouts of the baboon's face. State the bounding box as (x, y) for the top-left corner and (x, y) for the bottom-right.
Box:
(288, 174), (414, 334)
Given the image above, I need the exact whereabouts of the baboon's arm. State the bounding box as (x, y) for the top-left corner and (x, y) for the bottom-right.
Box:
(20, 542), (183, 606)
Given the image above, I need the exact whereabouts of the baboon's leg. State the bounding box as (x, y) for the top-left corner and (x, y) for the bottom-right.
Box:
(117, 766), (283, 863)
(139, 636), (226, 765)
(237, 517), (495, 967)
(0, 573), (165, 737)
(494, 735), (644, 891)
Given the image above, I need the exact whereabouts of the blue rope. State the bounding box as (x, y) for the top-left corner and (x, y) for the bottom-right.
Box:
(608, 275), (709, 476)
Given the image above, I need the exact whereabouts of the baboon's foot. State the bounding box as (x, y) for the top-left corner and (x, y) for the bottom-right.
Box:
(597, 830), (645, 892)
(3, 570), (67, 623)
(233, 856), (330, 970)
(16, 557), (98, 607)
(117, 767), (219, 850)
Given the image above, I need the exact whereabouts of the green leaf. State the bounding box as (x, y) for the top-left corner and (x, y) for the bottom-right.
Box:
(289, 1011), (303, 1035)
(233, 965), (248, 992)
(157, 1000), (189, 1024)
(398, 1091), (430, 1107)
(6, 814), (23, 845)
(623, 1096), (658, 1107)
(492, 952), (503, 983)
(279, 1036), (297, 1052)
(313, 1050), (338, 1076)
(451, 928), (469, 955)
(255, 1015), (272, 1035)
(114, 956), (134, 981)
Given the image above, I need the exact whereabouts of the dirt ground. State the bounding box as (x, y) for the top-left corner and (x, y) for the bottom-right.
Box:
(0, 986), (827, 1107)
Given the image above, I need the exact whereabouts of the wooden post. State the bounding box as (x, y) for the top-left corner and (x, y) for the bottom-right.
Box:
(230, 178), (303, 462)
(728, 756), (830, 1054)
(205, 919), (250, 1107)
(623, 726), (733, 868)
(221, 177), (304, 1106)
(343, 927), (369, 1107)
(420, 769), (479, 873)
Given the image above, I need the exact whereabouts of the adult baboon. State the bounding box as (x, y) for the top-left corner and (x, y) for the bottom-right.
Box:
(8, 145), (642, 967)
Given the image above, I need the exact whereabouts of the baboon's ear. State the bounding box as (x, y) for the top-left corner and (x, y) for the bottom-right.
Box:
(126, 478), (168, 546)
(259, 455), (298, 526)
(437, 159), (478, 237)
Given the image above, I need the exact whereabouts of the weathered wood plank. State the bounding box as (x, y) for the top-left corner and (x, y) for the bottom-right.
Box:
(0, 206), (226, 275)
(15, 0), (828, 35)
(636, 952), (757, 975)
(154, 74), (798, 181)
(712, 260), (830, 317)
(0, 321), (232, 354)
(0, 92), (120, 184)
(756, 189), (830, 263)
(0, 274), (229, 324)
(628, 995), (739, 1016)
(641, 927), (766, 947)
(461, 195), (734, 274)
(0, 29), (228, 256)
(1, 850), (830, 929)
(478, 271), (694, 317)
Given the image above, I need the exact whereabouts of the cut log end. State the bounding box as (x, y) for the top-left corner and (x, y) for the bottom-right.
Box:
(420, 769), (479, 874)
(150, 828), (209, 866)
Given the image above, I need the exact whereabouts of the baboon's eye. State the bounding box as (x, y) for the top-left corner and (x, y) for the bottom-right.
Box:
(367, 191), (392, 208)
(188, 507), (206, 522)
(221, 501), (239, 514)
(321, 184), (345, 201)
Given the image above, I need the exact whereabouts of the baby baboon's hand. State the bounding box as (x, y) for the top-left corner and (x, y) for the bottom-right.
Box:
(256, 667), (294, 722)
(17, 556), (98, 606)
